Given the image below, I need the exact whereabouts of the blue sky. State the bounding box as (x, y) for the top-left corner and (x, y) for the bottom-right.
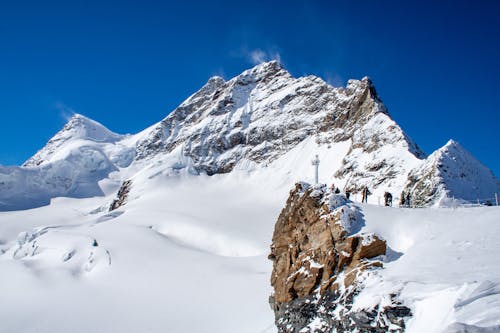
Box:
(1, 0), (499, 175)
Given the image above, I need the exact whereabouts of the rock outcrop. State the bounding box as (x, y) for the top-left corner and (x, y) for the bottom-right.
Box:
(109, 180), (132, 211)
(269, 182), (411, 332)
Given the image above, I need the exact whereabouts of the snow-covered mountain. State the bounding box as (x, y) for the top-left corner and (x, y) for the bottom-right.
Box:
(404, 139), (500, 207)
(133, 61), (425, 195)
(23, 113), (125, 167)
(3, 61), (497, 211)
(1, 61), (500, 332)
(0, 114), (135, 210)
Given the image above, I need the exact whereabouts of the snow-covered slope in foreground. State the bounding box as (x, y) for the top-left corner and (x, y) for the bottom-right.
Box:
(0, 169), (499, 332)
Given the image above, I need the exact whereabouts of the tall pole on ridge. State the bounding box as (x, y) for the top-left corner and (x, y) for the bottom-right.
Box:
(312, 155), (320, 185)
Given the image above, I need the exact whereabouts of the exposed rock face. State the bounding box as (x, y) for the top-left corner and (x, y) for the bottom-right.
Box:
(134, 61), (423, 179)
(269, 182), (411, 332)
(109, 180), (132, 211)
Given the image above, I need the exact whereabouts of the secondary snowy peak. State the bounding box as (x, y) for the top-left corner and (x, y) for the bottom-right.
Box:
(24, 114), (123, 167)
(58, 113), (121, 142)
(0, 114), (135, 211)
(405, 139), (500, 206)
(134, 61), (421, 178)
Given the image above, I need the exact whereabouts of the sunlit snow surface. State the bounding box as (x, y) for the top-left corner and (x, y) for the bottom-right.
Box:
(1, 157), (500, 333)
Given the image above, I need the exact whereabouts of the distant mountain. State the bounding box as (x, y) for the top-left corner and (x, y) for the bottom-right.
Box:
(404, 139), (500, 206)
(0, 114), (134, 210)
(23, 113), (125, 167)
(0, 61), (498, 211)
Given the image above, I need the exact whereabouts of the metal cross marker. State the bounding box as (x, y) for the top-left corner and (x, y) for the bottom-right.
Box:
(312, 154), (320, 184)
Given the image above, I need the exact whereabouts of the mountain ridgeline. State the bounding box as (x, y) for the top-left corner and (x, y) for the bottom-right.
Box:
(0, 61), (498, 211)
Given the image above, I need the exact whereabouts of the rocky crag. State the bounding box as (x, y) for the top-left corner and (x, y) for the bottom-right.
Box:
(269, 182), (411, 332)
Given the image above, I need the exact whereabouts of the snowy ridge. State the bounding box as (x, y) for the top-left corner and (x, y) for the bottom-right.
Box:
(133, 61), (422, 180)
(1, 61), (498, 210)
(404, 140), (500, 207)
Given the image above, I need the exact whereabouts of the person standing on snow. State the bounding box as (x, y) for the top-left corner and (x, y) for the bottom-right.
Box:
(384, 192), (393, 206)
(361, 186), (371, 203)
(400, 191), (406, 207)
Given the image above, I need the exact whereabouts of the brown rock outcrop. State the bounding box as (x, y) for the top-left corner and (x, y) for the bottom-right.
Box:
(269, 182), (410, 333)
(270, 182), (386, 303)
(109, 180), (132, 211)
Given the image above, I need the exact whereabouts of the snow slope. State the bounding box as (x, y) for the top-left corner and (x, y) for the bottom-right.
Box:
(1, 61), (500, 332)
(1, 166), (499, 332)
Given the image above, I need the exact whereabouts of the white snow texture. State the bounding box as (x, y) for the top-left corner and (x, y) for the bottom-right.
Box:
(0, 61), (499, 333)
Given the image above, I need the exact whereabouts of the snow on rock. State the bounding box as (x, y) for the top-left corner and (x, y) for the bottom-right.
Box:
(0, 61), (500, 332)
(334, 112), (424, 201)
(269, 182), (409, 332)
(132, 61), (423, 188)
(0, 146), (118, 211)
(404, 140), (500, 207)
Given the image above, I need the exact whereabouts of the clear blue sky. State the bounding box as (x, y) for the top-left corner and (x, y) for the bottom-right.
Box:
(1, 0), (499, 175)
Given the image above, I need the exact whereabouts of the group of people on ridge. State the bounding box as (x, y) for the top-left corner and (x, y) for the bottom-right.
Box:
(332, 184), (412, 208)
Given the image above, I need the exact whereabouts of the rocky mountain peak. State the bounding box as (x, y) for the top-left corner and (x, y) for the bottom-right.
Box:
(232, 60), (290, 86)
(11, 61), (498, 211)
(437, 139), (465, 156)
(134, 61), (413, 178)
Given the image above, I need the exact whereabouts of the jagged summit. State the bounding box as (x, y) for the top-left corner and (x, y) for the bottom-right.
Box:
(444, 138), (458, 147)
(236, 60), (288, 82)
(134, 60), (420, 184)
